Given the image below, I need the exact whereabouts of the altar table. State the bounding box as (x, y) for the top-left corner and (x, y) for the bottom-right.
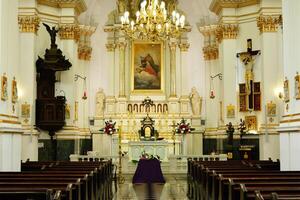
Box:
(132, 159), (165, 184)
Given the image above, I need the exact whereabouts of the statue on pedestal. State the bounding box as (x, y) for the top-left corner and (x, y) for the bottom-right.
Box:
(43, 23), (59, 46)
(96, 88), (105, 116)
(190, 87), (202, 116)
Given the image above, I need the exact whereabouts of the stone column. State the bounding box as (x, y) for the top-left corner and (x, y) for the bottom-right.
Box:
(279, 0), (300, 171)
(169, 40), (177, 97)
(218, 23), (239, 126)
(18, 12), (40, 161)
(257, 13), (282, 160)
(179, 41), (190, 117)
(118, 41), (127, 98)
(0, 0), (23, 171)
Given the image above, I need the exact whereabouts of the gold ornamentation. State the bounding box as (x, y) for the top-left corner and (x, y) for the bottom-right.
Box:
(18, 15), (40, 33)
(199, 25), (219, 60)
(202, 45), (219, 60)
(284, 77), (290, 103)
(77, 25), (96, 60)
(169, 42), (177, 52)
(257, 14), (281, 33)
(1, 74), (8, 101)
(267, 101), (276, 117)
(245, 115), (257, 131)
(37, 0), (87, 15)
(74, 101), (78, 121)
(118, 42), (127, 50)
(210, 0), (260, 15)
(226, 104), (235, 118)
(216, 24), (239, 42)
(295, 72), (300, 100)
(106, 43), (116, 52)
(179, 43), (190, 52)
(59, 24), (79, 40)
(65, 104), (70, 119)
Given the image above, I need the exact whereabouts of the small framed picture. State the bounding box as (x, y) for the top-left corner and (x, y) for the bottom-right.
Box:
(1, 74), (8, 101)
(12, 77), (18, 103)
(226, 104), (235, 118)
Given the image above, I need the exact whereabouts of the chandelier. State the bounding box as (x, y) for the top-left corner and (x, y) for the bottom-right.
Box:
(120, 0), (186, 41)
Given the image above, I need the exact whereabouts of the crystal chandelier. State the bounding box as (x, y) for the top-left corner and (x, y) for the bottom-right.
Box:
(120, 0), (186, 41)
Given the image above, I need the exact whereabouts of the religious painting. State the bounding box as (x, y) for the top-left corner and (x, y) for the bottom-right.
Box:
(74, 101), (78, 121)
(245, 115), (257, 131)
(226, 104), (235, 118)
(131, 41), (164, 93)
(284, 78), (290, 103)
(267, 101), (276, 117)
(21, 103), (30, 118)
(295, 73), (300, 100)
(65, 104), (70, 119)
(1, 74), (8, 101)
(11, 77), (18, 103)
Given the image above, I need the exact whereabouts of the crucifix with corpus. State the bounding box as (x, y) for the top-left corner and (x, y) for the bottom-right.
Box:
(237, 39), (261, 111)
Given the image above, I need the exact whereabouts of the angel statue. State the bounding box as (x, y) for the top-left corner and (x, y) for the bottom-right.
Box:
(43, 23), (59, 45)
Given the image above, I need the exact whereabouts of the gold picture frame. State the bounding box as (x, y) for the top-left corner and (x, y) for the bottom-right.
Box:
(226, 104), (235, 118)
(65, 104), (71, 119)
(295, 72), (300, 100)
(245, 115), (257, 131)
(12, 77), (18, 103)
(21, 103), (30, 118)
(266, 101), (276, 117)
(131, 41), (164, 94)
(284, 77), (290, 103)
(74, 101), (78, 121)
(1, 74), (8, 101)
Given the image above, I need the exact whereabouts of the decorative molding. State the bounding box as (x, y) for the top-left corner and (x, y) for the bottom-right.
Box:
(178, 43), (190, 52)
(37, 0), (87, 15)
(59, 24), (79, 40)
(199, 25), (219, 60)
(169, 42), (177, 51)
(118, 42), (127, 50)
(77, 25), (96, 60)
(104, 26), (118, 33)
(106, 43), (117, 52)
(210, 0), (260, 15)
(203, 45), (219, 60)
(216, 23), (239, 42)
(78, 45), (92, 61)
(18, 15), (40, 33)
(257, 14), (281, 33)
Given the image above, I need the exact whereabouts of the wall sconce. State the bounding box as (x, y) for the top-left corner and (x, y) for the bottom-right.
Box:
(278, 92), (283, 99)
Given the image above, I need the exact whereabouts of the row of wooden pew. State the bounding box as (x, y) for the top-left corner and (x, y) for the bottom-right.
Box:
(187, 159), (300, 200)
(0, 160), (113, 200)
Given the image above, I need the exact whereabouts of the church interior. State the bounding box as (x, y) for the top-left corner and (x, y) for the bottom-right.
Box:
(1, 0), (300, 199)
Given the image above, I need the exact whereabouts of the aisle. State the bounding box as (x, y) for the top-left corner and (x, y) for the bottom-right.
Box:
(112, 175), (188, 200)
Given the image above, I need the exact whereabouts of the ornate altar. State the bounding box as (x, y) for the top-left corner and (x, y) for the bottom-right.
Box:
(139, 115), (158, 140)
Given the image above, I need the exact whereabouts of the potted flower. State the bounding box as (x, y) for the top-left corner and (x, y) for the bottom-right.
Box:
(175, 118), (192, 134)
(103, 119), (116, 135)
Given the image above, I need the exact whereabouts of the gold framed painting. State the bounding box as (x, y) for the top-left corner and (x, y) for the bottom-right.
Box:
(131, 41), (164, 94)
(65, 104), (71, 119)
(1, 74), (8, 101)
(21, 103), (30, 118)
(226, 104), (235, 118)
(267, 101), (276, 117)
(295, 72), (300, 100)
(12, 77), (18, 103)
(284, 78), (290, 103)
(245, 115), (257, 131)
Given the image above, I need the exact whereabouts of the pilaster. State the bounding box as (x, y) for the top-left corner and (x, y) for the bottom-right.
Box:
(118, 41), (127, 98)
(169, 40), (177, 97)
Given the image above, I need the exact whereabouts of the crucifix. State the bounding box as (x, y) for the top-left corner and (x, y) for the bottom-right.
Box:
(237, 39), (261, 110)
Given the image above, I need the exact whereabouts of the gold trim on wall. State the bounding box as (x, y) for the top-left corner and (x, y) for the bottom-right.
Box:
(210, 0), (260, 15)
(131, 41), (165, 95)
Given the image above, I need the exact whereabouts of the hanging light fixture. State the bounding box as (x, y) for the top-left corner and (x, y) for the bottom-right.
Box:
(120, 0), (187, 41)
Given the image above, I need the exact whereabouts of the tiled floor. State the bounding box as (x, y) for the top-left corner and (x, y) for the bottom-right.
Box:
(112, 175), (189, 200)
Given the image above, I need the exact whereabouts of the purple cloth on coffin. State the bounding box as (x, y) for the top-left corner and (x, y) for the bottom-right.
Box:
(132, 159), (165, 184)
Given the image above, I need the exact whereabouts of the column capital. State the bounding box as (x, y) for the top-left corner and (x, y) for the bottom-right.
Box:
(59, 23), (79, 41)
(118, 42), (127, 50)
(106, 43), (117, 52)
(216, 23), (239, 42)
(179, 43), (190, 52)
(257, 14), (282, 33)
(18, 15), (40, 33)
(203, 45), (219, 61)
(169, 42), (177, 51)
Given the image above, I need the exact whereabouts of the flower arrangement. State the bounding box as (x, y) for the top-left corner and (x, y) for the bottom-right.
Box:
(140, 151), (160, 160)
(176, 118), (191, 134)
(103, 119), (116, 135)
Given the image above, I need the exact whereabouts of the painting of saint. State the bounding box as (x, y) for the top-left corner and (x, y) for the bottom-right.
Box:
(12, 77), (18, 103)
(295, 73), (300, 100)
(1, 75), (8, 101)
(132, 42), (163, 92)
(21, 103), (30, 118)
(267, 101), (276, 117)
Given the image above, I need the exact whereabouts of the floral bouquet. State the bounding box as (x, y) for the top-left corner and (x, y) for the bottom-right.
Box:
(140, 151), (160, 160)
(103, 119), (116, 135)
(175, 118), (191, 134)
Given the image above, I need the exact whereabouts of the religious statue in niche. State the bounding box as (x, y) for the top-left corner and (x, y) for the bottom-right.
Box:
(21, 102), (30, 118)
(295, 72), (300, 100)
(226, 104), (235, 118)
(96, 88), (105, 116)
(284, 77), (290, 103)
(11, 77), (18, 103)
(190, 87), (202, 116)
(1, 74), (8, 101)
(267, 101), (276, 117)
